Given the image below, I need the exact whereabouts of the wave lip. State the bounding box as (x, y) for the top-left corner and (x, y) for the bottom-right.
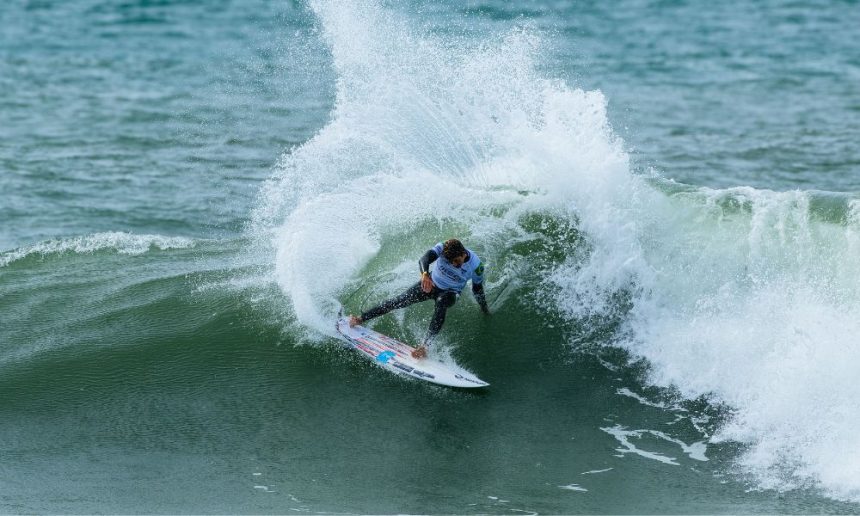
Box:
(0, 232), (196, 267)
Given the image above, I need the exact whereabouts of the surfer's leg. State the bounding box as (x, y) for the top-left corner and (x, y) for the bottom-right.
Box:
(425, 290), (457, 344)
(359, 282), (432, 322)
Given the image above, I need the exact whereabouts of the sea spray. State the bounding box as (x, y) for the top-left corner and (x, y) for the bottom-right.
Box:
(251, 0), (630, 336)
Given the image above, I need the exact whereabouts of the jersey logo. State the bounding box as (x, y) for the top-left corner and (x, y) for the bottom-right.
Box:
(475, 263), (485, 276)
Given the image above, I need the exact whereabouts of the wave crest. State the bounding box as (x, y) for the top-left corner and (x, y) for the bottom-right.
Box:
(1, 232), (196, 268)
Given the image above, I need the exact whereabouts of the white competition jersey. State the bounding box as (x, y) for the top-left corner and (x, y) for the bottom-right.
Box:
(429, 242), (485, 293)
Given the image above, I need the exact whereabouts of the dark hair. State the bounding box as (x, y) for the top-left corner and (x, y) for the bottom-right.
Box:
(442, 239), (467, 261)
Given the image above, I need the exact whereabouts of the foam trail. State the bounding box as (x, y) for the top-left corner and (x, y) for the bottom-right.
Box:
(603, 425), (708, 465)
(559, 484), (588, 492)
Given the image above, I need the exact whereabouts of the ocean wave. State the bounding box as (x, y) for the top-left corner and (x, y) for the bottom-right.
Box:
(252, 0), (860, 503)
(0, 232), (197, 268)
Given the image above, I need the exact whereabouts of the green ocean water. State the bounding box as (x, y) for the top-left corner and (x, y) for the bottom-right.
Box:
(3, 0), (860, 513)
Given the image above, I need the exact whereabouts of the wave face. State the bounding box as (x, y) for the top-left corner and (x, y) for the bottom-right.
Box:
(251, 0), (860, 503)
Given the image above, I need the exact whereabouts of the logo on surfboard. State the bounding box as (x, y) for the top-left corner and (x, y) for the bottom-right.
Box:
(376, 350), (396, 364)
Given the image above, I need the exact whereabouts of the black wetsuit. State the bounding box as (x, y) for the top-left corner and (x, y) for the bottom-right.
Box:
(359, 248), (489, 344)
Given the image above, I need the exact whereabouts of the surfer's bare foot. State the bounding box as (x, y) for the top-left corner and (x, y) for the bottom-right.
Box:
(411, 346), (427, 359)
(348, 315), (362, 327)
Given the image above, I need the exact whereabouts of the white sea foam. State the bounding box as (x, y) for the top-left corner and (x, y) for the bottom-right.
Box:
(559, 484), (588, 492)
(581, 468), (613, 475)
(254, 0), (860, 502)
(616, 388), (678, 410)
(596, 188), (860, 500)
(602, 425), (709, 465)
(0, 232), (196, 267)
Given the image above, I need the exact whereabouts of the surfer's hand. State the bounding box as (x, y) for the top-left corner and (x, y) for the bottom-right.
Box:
(411, 346), (427, 359)
(348, 315), (362, 327)
(421, 274), (434, 293)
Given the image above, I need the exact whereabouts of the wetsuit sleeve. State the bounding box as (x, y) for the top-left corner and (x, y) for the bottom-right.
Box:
(471, 261), (489, 314)
(419, 248), (438, 275)
(472, 282), (490, 314)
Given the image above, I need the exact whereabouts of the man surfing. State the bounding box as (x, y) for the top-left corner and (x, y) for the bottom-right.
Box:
(348, 238), (490, 359)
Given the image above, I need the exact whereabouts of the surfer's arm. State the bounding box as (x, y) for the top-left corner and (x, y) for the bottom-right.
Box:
(418, 248), (438, 276)
(419, 248), (439, 293)
(472, 282), (490, 314)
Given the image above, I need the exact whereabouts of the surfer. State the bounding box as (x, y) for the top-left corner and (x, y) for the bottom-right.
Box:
(349, 238), (490, 359)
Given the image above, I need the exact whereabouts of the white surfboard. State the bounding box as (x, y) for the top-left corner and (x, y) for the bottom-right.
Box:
(335, 317), (489, 388)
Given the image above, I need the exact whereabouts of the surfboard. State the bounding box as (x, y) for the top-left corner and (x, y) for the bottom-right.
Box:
(335, 317), (489, 388)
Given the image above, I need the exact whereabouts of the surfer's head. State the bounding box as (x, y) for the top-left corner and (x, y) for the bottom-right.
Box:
(442, 239), (468, 266)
